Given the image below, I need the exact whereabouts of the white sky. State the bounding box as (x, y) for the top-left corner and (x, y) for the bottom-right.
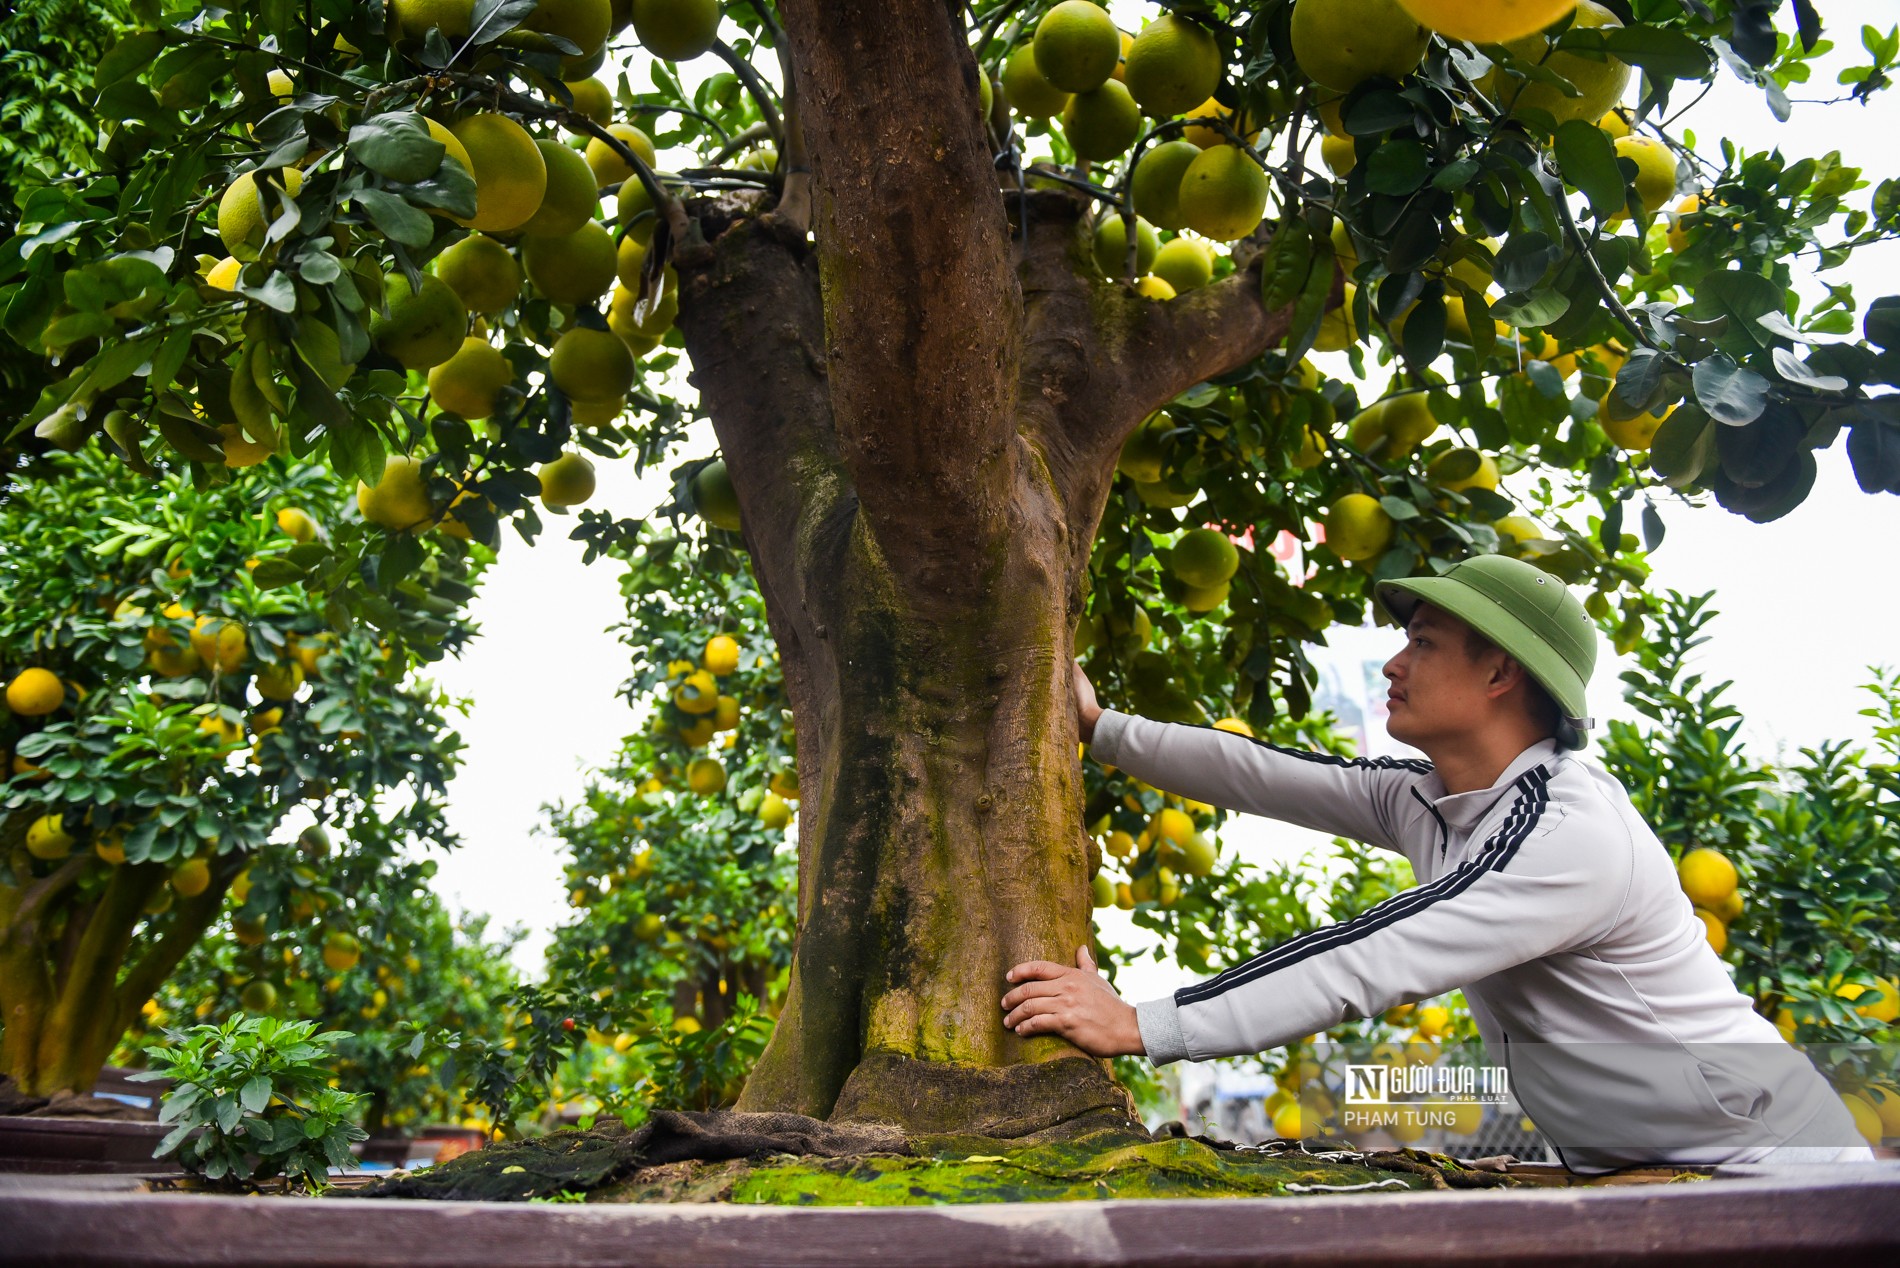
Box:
(411, 3), (1900, 983)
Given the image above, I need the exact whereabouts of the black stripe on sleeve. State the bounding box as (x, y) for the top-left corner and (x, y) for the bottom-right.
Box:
(1174, 766), (1550, 1008)
(1169, 718), (1436, 778)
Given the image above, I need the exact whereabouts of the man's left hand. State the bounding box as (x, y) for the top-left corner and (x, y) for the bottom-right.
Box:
(1001, 947), (1145, 1058)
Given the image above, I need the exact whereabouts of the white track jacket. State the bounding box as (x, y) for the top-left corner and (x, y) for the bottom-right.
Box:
(1093, 710), (1864, 1171)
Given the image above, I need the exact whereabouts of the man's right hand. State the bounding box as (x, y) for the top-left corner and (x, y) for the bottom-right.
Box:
(1074, 660), (1103, 744)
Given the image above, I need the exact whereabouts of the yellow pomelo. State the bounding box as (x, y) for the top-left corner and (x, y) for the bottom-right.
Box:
(1124, 15), (1223, 118)
(1313, 282), (1359, 350)
(216, 423), (272, 468)
(420, 116), (473, 185)
(323, 933), (361, 971)
(520, 137), (600, 236)
(1351, 391), (1437, 456)
(692, 460), (742, 531)
(703, 634), (740, 675)
(712, 694), (740, 731)
(1490, 0), (1628, 125)
(428, 336), (514, 420)
(1034, 2), (1123, 94)
(617, 171), (657, 246)
(26, 814), (74, 860)
(255, 661), (304, 701)
(1152, 237), (1215, 292)
(1176, 145), (1268, 241)
(1427, 447), (1500, 493)
(1212, 716), (1255, 738)
(171, 857), (212, 898)
(6, 667), (65, 716)
(674, 669), (719, 714)
(1396, 0), (1577, 44)
(1092, 215), (1159, 277)
(1135, 275), (1178, 299)
(1002, 45), (1070, 118)
(205, 256), (241, 290)
(563, 77), (614, 127)
(1291, 0), (1431, 93)
(632, 0), (721, 61)
(276, 507), (318, 542)
(267, 68), (295, 100)
(95, 831), (127, 865)
(1272, 1101), (1311, 1139)
(1842, 1093), (1884, 1146)
(1091, 873), (1116, 908)
(584, 122), (657, 188)
(572, 394), (625, 428)
(189, 616), (249, 672)
(1331, 218), (1359, 275)
(1598, 394), (1673, 451)
(1180, 96), (1258, 148)
(1324, 492), (1393, 560)
(1493, 515), (1545, 551)
(1665, 194), (1703, 252)
(373, 272), (467, 372)
(1612, 135), (1676, 219)
(435, 234), (522, 316)
(1181, 579), (1226, 610)
(217, 168), (304, 261)
(451, 113), (547, 233)
(390, 0), (473, 43)
(1171, 527), (1239, 588)
(1866, 1085), (1900, 1136)
(1153, 807), (1194, 846)
(1599, 108), (1630, 139)
(760, 792), (792, 830)
(517, 0), (611, 77)
(685, 755), (727, 795)
(538, 451), (598, 508)
(1117, 414), (1170, 482)
(357, 455), (437, 532)
(1062, 79), (1142, 161)
(549, 326), (636, 402)
(1836, 977), (1900, 1025)
(1320, 132), (1356, 177)
(1694, 908), (1727, 954)
(523, 221), (618, 304)
(1677, 847), (1738, 907)
(1130, 140), (1201, 229)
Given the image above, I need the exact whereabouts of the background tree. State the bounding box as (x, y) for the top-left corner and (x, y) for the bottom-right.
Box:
(3, 0), (1897, 1136)
(0, 448), (480, 1100)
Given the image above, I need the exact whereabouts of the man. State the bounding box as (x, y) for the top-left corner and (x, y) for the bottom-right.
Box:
(1001, 554), (1872, 1170)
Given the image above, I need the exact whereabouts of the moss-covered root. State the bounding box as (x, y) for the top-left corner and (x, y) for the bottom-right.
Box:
(828, 1054), (1141, 1140)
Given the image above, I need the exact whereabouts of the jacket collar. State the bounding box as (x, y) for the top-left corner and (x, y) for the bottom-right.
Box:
(1414, 738), (1565, 832)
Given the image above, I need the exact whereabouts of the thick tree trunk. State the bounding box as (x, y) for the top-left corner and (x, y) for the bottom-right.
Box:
(666, 1), (1295, 1134)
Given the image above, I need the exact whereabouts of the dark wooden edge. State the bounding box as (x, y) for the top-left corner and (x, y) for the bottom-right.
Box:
(2, 1165), (1898, 1267)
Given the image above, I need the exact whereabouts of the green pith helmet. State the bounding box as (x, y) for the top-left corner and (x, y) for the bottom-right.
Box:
(1376, 554), (1598, 750)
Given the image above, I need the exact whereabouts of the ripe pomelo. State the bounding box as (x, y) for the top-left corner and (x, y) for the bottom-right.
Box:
(538, 451), (598, 508)
(217, 168), (304, 261)
(523, 221), (618, 304)
(1171, 527), (1240, 588)
(1001, 44), (1070, 118)
(390, 0), (473, 43)
(516, 0), (612, 78)
(1320, 132), (1356, 176)
(1427, 447), (1500, 493)
(7, 667), (65, 716)
(632, 0), (721, 61)
(1324, 492), (1394, 560)
(357, 455), (437, 532)
(1677, 847), (1738, 907)
(435, 234), (522, 315)
(1597, 394), (1672, 451)
(1176, 144), (1268, 241)
(450, 113), (547, 233)
(1489, 0), (1628, 124)
(1092, 214), (1159, 278)
(584, 122), (657, 187)
(1130, 140), (1201, 229)
(1062, 79), (1142, 161)
(549, 326), (636, 402)
(372, 271), (467, 372)
(1291, 0), (1431, 93)
(563, 77), (614, 126)
(1034, 2), (1124, 94)
(1397, 0), (1578, 44)
(1153, 237), (1215, 292)
(520, 137), (600, 235)
(1613, 134), (1676, 219)
(1124, 14), (1222, 118)
(428, 336), (515, 420)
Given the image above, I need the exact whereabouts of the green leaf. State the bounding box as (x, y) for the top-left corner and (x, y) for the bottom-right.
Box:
(96, 32), (167, 90)
(1692, 353), (1770, 425)
(469, 0), (541, 47)
(250, 559), (307, 589)
(1687, 270), (1784, 355)
(1364, 140), (1430, 195)
(1575, 25), (1716, 81)
(1490, 288), (1570, 327)
(1649, 402), (1713, 488)
(353, 190), (433, 249)
(240, 1076), (271, 1114)
(1553, 120), (1626, 219)
(348, 114), (448, 183)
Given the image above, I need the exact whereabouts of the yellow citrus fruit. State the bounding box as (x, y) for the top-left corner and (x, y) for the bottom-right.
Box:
(255, 661), (304, 702)
(357, 454), (438, 532)
(523, 222), (618, 305)
(1292, 0), (1431, 93)
(1272, 1101), (1311, 1139)
(435, 234), (523, 316)
(1694, 908), (1727, 954)
(1171, 528), (1239, 588)
(217, 168), (304, 261)
(1180, 96), (1259, 148)
(712, 694), (740, 732)
(1212, 716), (1254, 738)
(572, 394), (625, 428)
(419, 116), (474, 189)
(1152, 237), (1215, 293)
(1396, 0), (1579, 44)
(451, 113), (548, 233)
(673, 669), (719, 714)
(1130, 140), (1200, 228)
(1320, 132), (1357, 177)
(390, 0), (474, 43)
(1865, 1084), (1900, 1137)
(1034, 1), (1123, 94)
(199, 712), (244, 747)
(632, 0), (721, 61)
(1598, 394), (1674, 451)
(686, 755), (727, 795)
(703, 634), (740, 675)
(1314, 282), (1359, 351)
(1350, 391), (1438, 457)
(562, 77), (614, 127)
(770, 768), (799, 801)
(1176, 144), (1269, 241)
(1062, 79), (1143, 162)
(95, 830), (127, 865)
(428, 336), (514, 421)
(584, 122), (657, 188)
(1180, 833), (1218, 877)
(1427, 447), (1500, 493)
(26, 814), (74, 860)
(1599, 108), (1630, 139)
(7, 668), (65, 715)
(1489, 0), (1628, 125)
(1613, 134), (1676, 219)
(516, 0), (612, 76)
(240, 980), (278, 1012)
(549, 326), (637, 402)
(171, 857), (212, 898)
(373, 271), (467, 372)
(1091, 873), (1116, 907)
(1416, 1004), (1451, 1038)
(216, 423), (273, 468)
(1842, 1093), (1883, 1146)
(1678, 847), (1738, 907)
(692, 460), (742, 531)
(520, 137), (601, 236)
(759, 792), (793, 830)
(323, 933), (362, 971)
(1665, 193), (1702, 252)
(1836, 977), (1900, 1025)
(276, 507), (318, 542)
(538, 451), (598, 508)
(1123, 14), (1222, 118)
(1002, 45), (1070, 117)
(249, 706), (284, 735)
(189, 616), (248, 673)
(205, 256), (241, 290)
(1325, 493), (1394, 561)
(1154, 807), (1194, 845)
(1134, 275), (1176, 301)
(1094, 215), (1159, 279)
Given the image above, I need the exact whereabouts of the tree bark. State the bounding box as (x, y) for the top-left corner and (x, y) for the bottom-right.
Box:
(666, 4), (1296, 1134)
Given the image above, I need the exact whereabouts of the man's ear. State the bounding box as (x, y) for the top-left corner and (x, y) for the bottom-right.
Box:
(1485, 652), (1527, 700)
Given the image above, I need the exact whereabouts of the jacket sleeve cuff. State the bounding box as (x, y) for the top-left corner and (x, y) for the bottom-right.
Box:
(1091, 708), (1132, 767)
(1136, 995), (1190, 1066)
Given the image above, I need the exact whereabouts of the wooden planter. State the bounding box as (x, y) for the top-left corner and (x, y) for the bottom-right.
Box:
(0, 1118), (179, 1176)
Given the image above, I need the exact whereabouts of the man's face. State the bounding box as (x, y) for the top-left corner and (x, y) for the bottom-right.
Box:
(1381, 603), (1499, 749)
